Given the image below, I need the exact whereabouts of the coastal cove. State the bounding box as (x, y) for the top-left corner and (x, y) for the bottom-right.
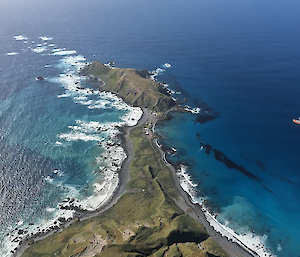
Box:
(16, 62), (255, 257)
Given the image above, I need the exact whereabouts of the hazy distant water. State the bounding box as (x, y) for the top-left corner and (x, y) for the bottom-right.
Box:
(1, 0), (300, 256)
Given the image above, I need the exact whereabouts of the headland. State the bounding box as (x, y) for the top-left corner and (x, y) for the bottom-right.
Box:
(79, 61), (176, 112)
(16, 62), (255, 257)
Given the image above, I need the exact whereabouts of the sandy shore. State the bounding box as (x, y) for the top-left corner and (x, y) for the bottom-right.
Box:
(15, 107), (255, 257)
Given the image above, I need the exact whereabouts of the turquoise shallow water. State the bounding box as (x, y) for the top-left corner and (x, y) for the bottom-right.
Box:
(1, 0), (300, 256)
(0, 36), (142, 255)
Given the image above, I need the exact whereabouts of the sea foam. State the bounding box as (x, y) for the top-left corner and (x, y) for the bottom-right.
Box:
(32, 46), (48, 54)
(176, 164), (276, 257)
(51, 50), (77, 56)
(3, 37), (142, 257)
(13, 35), (27, 41)
(53, 53), (142, 213)
(39, 36), (53, 41)
(6, 52), (19, 56)
(163, 63), (172, 68)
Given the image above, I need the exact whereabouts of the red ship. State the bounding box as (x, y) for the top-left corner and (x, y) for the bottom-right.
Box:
(293, 118), (300, 124)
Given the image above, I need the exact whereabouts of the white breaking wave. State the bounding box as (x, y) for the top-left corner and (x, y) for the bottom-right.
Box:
(45, 176), (54, 183)
(56, 118), (128, 210)
(57, 93), (72, 98)
(51, 50), (77, 56)
(176, 164), (276, 257)
(150, 64), (182, 103)
(163, 63), (172, 68)
(184, 106), (201, 114)
(13, 35), (27, 41)
(177, 164), (198, 200)
(7, 35), (143, 256)
(39, 36), (53, 41)
(3, 197), (76, 257)
(52, 48), (63, 52)
(58, 55), (87, 69)
(150, 67), (165, 81)
(6, 52), (19, 56)
(204, 210), (274, 257)
(46, 207), (56, 212)
(53, 53), (142, 212)
(17, 220), (23, 226)
(53, 169), (64, 176)
(32, 46), (48, 54)
(2, 36), (109, 257)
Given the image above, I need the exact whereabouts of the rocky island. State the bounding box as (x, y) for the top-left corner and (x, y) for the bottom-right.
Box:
(18, 62), (253, 257)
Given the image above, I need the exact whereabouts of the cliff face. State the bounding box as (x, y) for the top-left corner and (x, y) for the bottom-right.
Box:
(80, 61), (176, 112)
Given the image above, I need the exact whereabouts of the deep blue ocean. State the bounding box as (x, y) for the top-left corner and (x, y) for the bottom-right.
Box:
(1, 0), (300, 256)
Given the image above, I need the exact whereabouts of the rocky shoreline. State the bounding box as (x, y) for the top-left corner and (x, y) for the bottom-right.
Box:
(16, 62), (257, 257)
(147, 115), (257, 257)
(14, 107), (150, 257)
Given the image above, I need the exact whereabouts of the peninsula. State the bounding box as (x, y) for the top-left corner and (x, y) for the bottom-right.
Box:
(18, 62), (254, 257)
(80, 61), (175, 112)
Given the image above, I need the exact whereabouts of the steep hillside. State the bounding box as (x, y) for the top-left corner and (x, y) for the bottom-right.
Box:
(22, 125), (228, 257)
(80, 62), (176, 112)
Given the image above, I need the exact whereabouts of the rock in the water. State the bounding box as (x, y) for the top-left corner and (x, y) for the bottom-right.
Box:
(36, 76), (44, 81)
(58, 217), (66, 223)
(28, 239), (34, 245)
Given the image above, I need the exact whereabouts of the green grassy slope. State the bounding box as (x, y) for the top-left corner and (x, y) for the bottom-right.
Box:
(22, 126), (228, 257)
(80, 62), (176, 112)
